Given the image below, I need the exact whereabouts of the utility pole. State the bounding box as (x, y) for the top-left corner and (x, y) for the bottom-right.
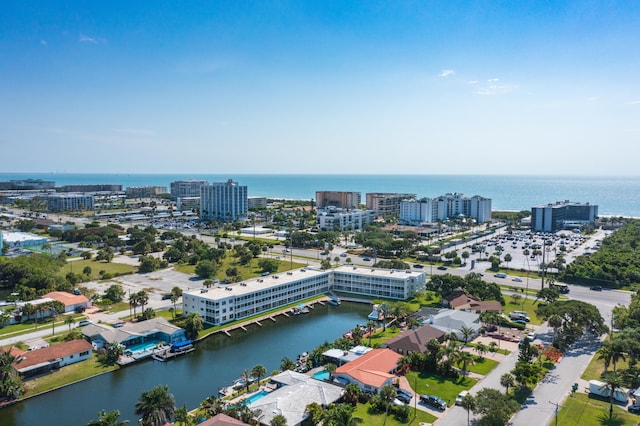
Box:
(549, 400), (564, 426)
(541, 239), (546, 289)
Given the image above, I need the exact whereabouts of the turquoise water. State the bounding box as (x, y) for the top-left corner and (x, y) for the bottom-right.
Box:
(246, 390), (270, 404)
(127, 342), (158, 354)
(2, 173), (640, 216)
(312, 370), (330, 381)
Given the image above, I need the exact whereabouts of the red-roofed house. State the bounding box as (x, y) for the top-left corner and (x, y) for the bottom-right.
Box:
(12, 339), (93, 378)
(449, 294), (502, 314)
(196, 414), (249, 426)
(43, 291), (91, 313)
(333, 348), (401, 393)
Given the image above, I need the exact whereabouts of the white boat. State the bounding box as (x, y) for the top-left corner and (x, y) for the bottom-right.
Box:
(368, 304), (383, 321)
(328, 297), (341, 306)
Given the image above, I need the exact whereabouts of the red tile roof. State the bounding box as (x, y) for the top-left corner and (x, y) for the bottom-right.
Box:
(196, 414), (249, 426)
(43, 291), (90, 307)
(13, 340), (92, 371)
(334, 348), (401, 388)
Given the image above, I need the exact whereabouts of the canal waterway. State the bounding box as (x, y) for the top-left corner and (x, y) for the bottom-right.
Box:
(1, 302), (371, 426)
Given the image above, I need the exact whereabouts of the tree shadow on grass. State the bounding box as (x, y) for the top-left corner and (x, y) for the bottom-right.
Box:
(596, 412), (626, 426)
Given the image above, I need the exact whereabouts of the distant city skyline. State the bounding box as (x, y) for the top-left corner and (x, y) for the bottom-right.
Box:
(1, 1), (639, 175)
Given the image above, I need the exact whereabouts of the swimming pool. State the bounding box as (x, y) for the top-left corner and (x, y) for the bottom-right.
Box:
(246, 390), (270, 404)
(312, 370), (330, 381)
(126, 342), (159, 354)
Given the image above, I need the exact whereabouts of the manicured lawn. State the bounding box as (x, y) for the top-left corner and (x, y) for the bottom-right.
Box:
(556, 392), (638, 426)
(465, 356), (499, 376)
(366, 327), (403, 347)
(0, 314), (86, 340)
(172, 256), (306, 280)
(59, 259), (136, 278)
(353, 401), (437, 425)
(22, 356), (119, 398)
(501, 294), (543, 325)
(581, 354), (630, 381)
(405, 371), (477, 405)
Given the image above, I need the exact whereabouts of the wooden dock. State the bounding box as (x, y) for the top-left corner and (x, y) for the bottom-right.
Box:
(152, 347), (195, 362)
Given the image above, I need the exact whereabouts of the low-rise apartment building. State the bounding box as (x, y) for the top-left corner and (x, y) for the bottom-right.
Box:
(316, 207), (375, 231)
(183, 266), (426, 326)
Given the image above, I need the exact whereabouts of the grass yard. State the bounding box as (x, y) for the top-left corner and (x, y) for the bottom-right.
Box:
(0, 313), (86, 340)
(502, 294), (543, 325)
(581, 354), (630, 381)
(556, 392), (638, 426)
(59, 259), (136, 278)
(353, 402), (437, 426)
(465, 356), (499, 376)
(405, 371), (477, 405)
(172, 256), (307, 281)
(366, 327), (403, 347)
(22, 356), (119, 398)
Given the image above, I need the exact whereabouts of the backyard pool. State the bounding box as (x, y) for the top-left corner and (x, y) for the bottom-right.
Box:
(312, 370), (330, 381)
(126, 342), (160, 354)
(246, 390), (270, 404)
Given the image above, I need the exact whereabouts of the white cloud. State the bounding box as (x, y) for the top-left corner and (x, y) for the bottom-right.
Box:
(487, 78), (499, 83)
(439, 69), (455, 78)
(79, 34), (97, 44)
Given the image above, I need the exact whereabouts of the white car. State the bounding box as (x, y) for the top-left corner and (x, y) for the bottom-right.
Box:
(512, 277), (523, 282)
(526, 332), (536, 341)
(455, 390), (469, 405)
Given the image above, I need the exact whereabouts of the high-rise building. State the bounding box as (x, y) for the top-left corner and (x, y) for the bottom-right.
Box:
(170, 180), (209, 201)
(400, 193), (492, 225)
(200, 179), (248, 222)
(531, 201), (598, 232)
(366, 193), (416, 218)
(315, 191), (361, 209)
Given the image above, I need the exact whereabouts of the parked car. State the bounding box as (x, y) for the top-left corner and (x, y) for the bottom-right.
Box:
(362, 257), (371, 261)
(455, 390), (469, 406)
(340, 253), (347, 257)
(396, 389), (413, 404)
(526, 332), (536, 341)
(513, 319), (527, 326)
(494, 273), (507, 278)
(420, 394), (447, 410)
(628, 405), (640, 414)
(161, 294), (172, 300)
(590, 286), (603, 291)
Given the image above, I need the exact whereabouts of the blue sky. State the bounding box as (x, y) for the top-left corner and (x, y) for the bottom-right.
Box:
(1, 1), (639, 175)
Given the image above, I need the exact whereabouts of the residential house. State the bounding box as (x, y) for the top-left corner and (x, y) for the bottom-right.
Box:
(43, 291), (91, 313)
(383, 325), (446, 355)
(12, 339), (93, 378)
(250, 371), (343, 426)
(449, 294), (502, 314)
(196, 414), (249, 426)
(427, 309), (482, 341)
(333, 348), (402, 394)
(82, 317), (186, 350)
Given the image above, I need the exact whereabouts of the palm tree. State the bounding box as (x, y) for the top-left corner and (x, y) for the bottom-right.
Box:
(129, 293), (139, 318)
(366, 320), (376, 347)
(460, 393), (476, 426)
(457, 351), (475, 376)
(240, 369), (252, 394)
(610, 339), (626, 372)
(0, 310), (11, 328)
(64, 315), (75, 331)
(323, 402), (363, 425)
(134, 385), (176, 426)
(459, 326), (475, 347)
(173, 405), (194, 426)
(305, 402), (324, 426)
(198, 395), (225, 418)
(251, 364), (266, 388)
(271, 414), (287, 426)
(597, 342), (614, 373)
(379, 385), (397, 426)
(137, 290), (149, 315)
(474, 343), (488, 359)
(280, 357), (296, 371)
(601, 371), (624, 420)
(500, 373), (515, 394)
(343, 383), (362, 406)
(87, 409), (129, 426)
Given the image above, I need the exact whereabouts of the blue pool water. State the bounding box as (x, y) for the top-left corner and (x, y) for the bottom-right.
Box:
(246, 390), (270, 404)
(127, 342), (159, 354)
(312, 370), (330, 381)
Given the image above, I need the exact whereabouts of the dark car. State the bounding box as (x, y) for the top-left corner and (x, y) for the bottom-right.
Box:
(161, 294), (172, 300)
(420, 394), (447, 410)
(628, 405), (640, 414)
(362, 257), (371, 261)
(413, 264), (424, 269)
(396, 392), (412, 404)
(590, 286), (603, 291)
(437, 266), (447, 271)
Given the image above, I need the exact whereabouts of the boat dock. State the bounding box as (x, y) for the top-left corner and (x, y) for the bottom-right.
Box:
(152, 347), (195, 362)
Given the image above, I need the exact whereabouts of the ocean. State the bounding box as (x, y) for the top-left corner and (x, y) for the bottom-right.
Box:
(1, 173), (639, 217)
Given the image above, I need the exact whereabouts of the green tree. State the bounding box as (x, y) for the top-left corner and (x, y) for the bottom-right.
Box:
(271, 414), (287, 426)
(251, 364), (267, 388)
(500, 373), (515, 394)
(536, 300), (607, 348)
(105, 284), (126, 303)
(305, 402), (324, 425)
(184, 312), (203, 340)
(134, 385), (176, 426)
(601, 371), (624, 420)
(322, 403), (363, 426)
(173, 405), (194, 426)
(0, 350), (24, 399)
(280, 357), (296, 371)
(536, 287), (560, 304)
(86, 409), (129, 426)
(195, 260), (218, 279)
(343, 383), (362, 406)
(105, 342), (124, 363)
(459, 326), (475, 346)
(460, 393), (476, 426)
(457, 351), (475, 376)
(379, 384), (397, 425)
(472, 388), (519, 426)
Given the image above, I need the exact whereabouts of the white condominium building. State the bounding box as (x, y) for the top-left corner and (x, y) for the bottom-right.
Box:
(316, 207), (375, 231)
(400, 193), (492, 225)
(170, 180), (209, 201)
(200, 179), (248, 222)
(183, 266), (426, 326)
